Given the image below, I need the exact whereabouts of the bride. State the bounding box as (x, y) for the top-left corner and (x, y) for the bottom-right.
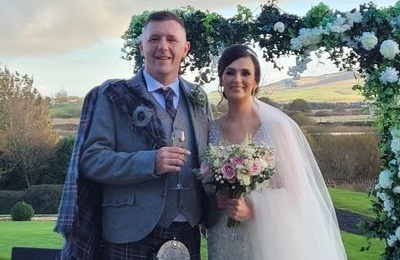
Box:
(205, 44), (348, 260)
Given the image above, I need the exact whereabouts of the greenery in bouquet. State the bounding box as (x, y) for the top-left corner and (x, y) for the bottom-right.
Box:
(198, 137), (275, 227)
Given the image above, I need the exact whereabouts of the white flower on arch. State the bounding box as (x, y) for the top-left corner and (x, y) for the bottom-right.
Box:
(380, 40), (400, 60)
(358, 32), (378, 51)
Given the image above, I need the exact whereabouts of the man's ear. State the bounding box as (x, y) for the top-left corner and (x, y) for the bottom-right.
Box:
(139, 42), (144, 56)
(184, 41), (191, 57)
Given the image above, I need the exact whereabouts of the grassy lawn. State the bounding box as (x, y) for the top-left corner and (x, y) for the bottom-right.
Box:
(0, 221), (207, 260)
(342, 231), (385, 260)
(328, 187), (375, 218)
(0, 221), (63, 260)
(0, 188), (384, 260)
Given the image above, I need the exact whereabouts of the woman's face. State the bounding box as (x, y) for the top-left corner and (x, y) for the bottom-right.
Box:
(221, 56), (257, 101)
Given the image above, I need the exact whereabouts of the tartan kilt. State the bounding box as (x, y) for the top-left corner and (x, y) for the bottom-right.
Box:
(100, 222), (201, 260)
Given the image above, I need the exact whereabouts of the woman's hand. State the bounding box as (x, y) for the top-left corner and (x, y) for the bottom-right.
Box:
(216, 193), (253, 221)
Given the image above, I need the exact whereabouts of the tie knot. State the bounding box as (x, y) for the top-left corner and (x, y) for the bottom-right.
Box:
(155, 87), (176, 119)
(156, 88), (174, 100)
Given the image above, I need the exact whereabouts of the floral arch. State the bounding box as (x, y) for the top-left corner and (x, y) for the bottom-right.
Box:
(122, 1), (400, 258)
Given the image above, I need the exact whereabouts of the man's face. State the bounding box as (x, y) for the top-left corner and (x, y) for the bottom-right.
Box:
(140, 20), (190, 85)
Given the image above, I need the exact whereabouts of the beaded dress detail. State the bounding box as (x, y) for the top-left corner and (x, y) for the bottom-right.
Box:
(206, 120), (267, 260)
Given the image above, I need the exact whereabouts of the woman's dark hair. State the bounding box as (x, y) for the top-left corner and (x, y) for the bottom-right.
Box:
(217, 44), (261, 87)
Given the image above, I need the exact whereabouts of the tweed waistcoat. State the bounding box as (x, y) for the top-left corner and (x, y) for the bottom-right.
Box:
(157, 88), (203, 227)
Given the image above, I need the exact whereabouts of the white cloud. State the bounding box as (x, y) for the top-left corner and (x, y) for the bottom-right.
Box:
(0, 0), (267, 57)
(1, 0), (394, 97)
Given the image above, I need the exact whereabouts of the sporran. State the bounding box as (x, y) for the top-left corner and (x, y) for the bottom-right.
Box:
(156, 239), (190, 260)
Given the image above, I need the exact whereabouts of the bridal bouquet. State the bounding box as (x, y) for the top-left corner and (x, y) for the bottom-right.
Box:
(199, 137), (275, 228)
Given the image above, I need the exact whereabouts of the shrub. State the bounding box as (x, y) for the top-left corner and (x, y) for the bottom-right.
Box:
(0, 190), (25, 214)
(307, 133), (381, 191)
(42, 136), (75, 184)
(286, 111), (315, 126)
(10, 201), (34, 221)
(314, 110), (330, 117)
(287, 98), (311, 113)
(24, 185), (63, 214)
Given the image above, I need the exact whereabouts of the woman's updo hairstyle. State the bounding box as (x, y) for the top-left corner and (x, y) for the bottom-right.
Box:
(217, 44), (261, 90)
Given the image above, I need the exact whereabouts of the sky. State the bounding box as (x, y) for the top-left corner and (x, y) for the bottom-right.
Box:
(0, 0), (396, 98)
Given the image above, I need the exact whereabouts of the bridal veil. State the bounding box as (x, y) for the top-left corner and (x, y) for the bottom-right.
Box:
(246, 99), (347, 260)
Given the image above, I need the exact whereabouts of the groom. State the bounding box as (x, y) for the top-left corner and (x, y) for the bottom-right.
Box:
(55, 10), (212, 259)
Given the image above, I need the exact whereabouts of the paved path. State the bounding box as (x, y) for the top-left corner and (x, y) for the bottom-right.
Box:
(335, 208), (373, 235)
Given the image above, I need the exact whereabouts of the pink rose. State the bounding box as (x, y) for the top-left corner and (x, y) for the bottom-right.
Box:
(249, 159), (262, 176)
(230, 156), (244, 166)
(221, 163), (236, 181)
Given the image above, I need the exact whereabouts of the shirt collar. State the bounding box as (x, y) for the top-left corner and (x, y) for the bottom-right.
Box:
(143, 70), (180, 96)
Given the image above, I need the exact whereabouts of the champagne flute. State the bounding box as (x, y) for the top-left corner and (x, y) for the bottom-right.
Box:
(171, 128), (188, 190)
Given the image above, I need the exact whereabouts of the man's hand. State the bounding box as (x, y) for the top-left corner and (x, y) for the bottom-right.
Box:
(155, 147), (191, 175)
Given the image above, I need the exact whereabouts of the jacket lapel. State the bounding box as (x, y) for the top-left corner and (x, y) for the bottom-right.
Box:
(179, 78), (209, 161)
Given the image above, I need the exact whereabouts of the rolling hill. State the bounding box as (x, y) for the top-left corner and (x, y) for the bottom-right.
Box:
(208, 71), (366, 104)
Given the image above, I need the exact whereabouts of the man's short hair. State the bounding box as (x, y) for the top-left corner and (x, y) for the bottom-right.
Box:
(144, 10), (185, 30)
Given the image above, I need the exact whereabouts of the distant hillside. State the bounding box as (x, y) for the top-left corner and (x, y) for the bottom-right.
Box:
(208, 71), (365, 103)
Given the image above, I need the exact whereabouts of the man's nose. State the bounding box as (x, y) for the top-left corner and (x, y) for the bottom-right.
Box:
(157, 37), (168, 50)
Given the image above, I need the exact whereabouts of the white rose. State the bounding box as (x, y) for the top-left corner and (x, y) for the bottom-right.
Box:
(274, 22), (285, 33)
(380, 67), (399, 84)
(378, 169), (394, 188)
(393, 186), (400, 194)
(345, 11), (363, 25)
(380, 40), (400, 60)
(383, 198), (394, 213)
(359, 32), (378, 51)
(329, 17), (350, 33)
(391, 136), (400, 154)
(388, 235), (398, 247)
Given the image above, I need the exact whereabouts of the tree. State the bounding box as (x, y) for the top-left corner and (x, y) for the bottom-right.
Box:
(42, 135), (75, 184)
(287, 98), (311, 113)
(0, 66), (58, 189)
(54, 89), (69, 103)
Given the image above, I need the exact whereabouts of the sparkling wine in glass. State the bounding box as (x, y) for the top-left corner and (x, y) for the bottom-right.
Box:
(171, 129), (188, 190)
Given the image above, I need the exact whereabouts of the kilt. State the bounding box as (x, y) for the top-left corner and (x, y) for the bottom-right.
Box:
(100, 222), (200, 260)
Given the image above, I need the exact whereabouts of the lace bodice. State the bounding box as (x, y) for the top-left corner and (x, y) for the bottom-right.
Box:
(208, 119), (268, 146)
(207, 120), (268, 260)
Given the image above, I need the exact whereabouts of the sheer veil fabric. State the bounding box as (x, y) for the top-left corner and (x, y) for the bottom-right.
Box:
(245, 99), (347, 259)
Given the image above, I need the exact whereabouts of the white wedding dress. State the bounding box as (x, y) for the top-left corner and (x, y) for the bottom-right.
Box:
(206, 100), (347, 260)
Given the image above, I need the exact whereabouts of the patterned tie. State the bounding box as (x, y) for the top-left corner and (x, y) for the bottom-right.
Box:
(156, 88), (176, 119)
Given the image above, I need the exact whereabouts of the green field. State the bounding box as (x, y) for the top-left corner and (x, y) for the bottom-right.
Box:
(266, 83), (364, 103)
(208, 82), (364, 104)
